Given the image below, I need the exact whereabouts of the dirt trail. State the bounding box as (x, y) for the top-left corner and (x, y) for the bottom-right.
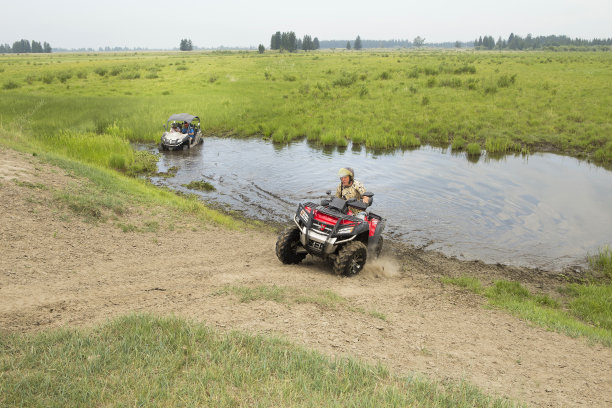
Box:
(1, 147), (610, 408)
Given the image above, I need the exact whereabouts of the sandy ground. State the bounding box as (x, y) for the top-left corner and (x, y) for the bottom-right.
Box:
(1, 147), (610, 408)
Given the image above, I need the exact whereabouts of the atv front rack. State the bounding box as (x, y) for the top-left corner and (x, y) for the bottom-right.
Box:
(294, 202), (359, 255)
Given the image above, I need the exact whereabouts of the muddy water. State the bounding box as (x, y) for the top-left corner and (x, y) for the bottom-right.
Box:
(142, 137), (612, 271)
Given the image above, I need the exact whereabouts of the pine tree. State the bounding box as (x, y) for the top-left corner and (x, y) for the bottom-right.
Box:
(31, 41), (43, 53)
(288, 31), (297, 52)
(346, 41), (351, 50)
(313, 37), (319, 50)
(258, 44), (265, 54)
(354, 35), (362, 50)
(302, 35), (312, 51)
(271, 31), (281, 50)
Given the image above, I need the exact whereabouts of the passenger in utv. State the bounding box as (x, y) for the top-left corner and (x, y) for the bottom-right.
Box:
(335, 167), (369, 218)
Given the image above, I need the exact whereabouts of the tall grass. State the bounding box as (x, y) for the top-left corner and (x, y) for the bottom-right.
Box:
(588, 245), (612, 279)
(0, 314), (520, 407)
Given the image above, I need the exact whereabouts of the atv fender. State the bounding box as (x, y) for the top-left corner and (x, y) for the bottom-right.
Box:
(367, 219), (386, 256)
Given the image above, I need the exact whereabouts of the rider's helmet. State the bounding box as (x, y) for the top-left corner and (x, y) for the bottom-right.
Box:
(338, 167), (354, 182)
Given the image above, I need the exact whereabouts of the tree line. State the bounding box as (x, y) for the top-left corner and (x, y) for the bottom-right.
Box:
(269, 31), (320, 52)
(474, 33), (612, 50)
(0, 39), (52, 53)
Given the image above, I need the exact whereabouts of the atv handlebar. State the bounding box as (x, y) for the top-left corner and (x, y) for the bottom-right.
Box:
(321, 192), (374, 213)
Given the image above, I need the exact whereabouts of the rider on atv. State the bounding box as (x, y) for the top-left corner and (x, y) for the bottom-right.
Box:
(336, 167), (369, 219)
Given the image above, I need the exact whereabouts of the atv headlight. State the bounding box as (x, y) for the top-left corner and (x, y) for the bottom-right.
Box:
(337, 226), (354, 234)
(299, 209), (309, 222)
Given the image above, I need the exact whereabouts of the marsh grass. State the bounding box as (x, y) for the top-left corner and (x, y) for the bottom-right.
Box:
(0, 50), (609, 165)
(182, 180), (216, 191)
(466, 142), (482, 157)
(442, 275), (612, 346)
(0, 314), (520, 408)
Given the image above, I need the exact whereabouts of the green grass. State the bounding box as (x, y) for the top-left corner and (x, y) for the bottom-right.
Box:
(441, 271), (612, 346)
(215, 284), (387, 320)
(0, 50), (610, 165)
(0, 314), (520, 408)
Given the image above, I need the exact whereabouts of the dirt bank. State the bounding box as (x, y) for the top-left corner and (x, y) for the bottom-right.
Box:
(1, 147), (610, 408)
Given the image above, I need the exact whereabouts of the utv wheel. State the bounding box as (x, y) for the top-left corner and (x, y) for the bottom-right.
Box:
(334, 241), (367, 276)
(276, 226), (306, 264)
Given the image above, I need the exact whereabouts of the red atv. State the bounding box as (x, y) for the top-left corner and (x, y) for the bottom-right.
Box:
(276, 192), (386, 276)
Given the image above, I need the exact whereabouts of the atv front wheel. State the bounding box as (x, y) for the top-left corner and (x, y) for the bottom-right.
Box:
(276, 226), (306, 264)
(333, 241), (367, 276)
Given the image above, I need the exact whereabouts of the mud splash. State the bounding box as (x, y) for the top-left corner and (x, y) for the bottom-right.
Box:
(362, 256), (401, 278)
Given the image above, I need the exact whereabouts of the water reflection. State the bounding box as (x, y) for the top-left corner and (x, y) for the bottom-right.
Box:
(141, 137), (612, 271)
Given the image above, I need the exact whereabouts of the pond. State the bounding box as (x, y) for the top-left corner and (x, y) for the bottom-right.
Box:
(141, 137), (612, 271)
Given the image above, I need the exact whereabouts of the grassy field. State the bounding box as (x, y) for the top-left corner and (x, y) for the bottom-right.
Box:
(0, 49), (611, 169)
(0, 314), (521, 407)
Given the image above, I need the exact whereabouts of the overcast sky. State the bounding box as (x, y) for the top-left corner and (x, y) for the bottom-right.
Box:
(1, 0), (610, 49)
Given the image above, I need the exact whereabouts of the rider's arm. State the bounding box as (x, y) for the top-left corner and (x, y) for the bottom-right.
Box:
(335, 184), (342, 198)
(355, 181), (369, 203)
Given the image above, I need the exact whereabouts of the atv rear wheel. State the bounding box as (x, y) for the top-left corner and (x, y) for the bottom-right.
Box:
(333, 241), (367, 276)
(276, 226), (306, 265)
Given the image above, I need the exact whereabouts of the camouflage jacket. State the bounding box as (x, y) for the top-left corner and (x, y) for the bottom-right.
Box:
(335, 180), (367, 213)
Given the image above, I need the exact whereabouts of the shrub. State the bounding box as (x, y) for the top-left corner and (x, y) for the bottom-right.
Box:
(120, 71), (141, 80)
(406, 67), (419, 78)
(497, 74), (517, 88)
(2, 80), (20, 90)
(57, 71), (72, 83)
(41, 73), (54, 84)
(94, 67), (107, 76)
(359, 85), (369, 97)
(454, 64), (476, 74)
(332, 71), (357, 87)
(439, 77), (462, 88)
